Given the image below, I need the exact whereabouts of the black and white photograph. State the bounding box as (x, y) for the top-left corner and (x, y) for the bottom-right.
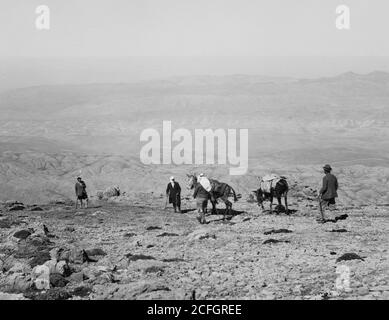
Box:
(0, 0), (388, 306)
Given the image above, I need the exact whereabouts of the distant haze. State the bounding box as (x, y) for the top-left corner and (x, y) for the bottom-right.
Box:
(1, 0), (389, 57)
(2, 1), (389, 90)
(2, 56), (389, 92)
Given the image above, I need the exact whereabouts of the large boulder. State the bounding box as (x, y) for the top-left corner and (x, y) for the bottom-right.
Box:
(3, 273), (32, 293)
(43, 260), (71, 277)
(8, 262), (32, 275)
(97, 186), (121, 200)
(0, 292), (27, 300)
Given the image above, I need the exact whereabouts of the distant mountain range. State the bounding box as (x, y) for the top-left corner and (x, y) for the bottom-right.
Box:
(0, 72), (389, 203)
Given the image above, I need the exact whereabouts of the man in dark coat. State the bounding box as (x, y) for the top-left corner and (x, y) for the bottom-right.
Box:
(318, 164), (338, 221)
(75, 177), (88, 209)
(166, 176), (181, 213)
(193, 182), (210, 224)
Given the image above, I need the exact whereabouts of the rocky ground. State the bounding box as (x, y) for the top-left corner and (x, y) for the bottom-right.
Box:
(0, 190), (388, 300)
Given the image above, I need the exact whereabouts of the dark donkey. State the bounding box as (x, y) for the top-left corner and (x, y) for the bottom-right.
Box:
(186, 174), (238, 223)
(253, 176), (289, 214)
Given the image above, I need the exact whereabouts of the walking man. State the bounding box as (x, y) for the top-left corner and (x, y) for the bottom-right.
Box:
(318, 164), (338, 222)
(75, 177), (89, 209)
(166, 176), (181, 213)
(193, 182), (209, 224)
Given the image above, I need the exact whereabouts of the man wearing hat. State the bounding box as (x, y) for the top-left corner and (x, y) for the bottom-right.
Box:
(166, 176), (181, 213)
(75, 177), (88, 209)
(318, 164), (338, 221)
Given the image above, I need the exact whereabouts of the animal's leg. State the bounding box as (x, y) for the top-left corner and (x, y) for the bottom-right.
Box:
(196, 205), (203, 223)
(276, 197), (282, 214)
(269, 195), (273, 213)
(200, 206), (206, 224)
(211, 200), (217, 215)
(284, 194), (289, 214)
(226, 199), (232, 219)
(223, 199), (229, 220)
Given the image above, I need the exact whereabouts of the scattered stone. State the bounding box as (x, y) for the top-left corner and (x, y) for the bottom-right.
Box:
(68, 271), (85, 283)
(124, 232), (137, 238)
(187, 229), (216, 241)
(0, 218), (12, 228)
(13, 229), (32, 240)
(329, 229), (348, 233)
(146, 226), (162, 231)
(369, 285), (389, 292)
(335, 214), (349, 221)
(8, 262), (32, 275)
(29, 251), (52, 268)
(43, 260), (71, 277)
(143, 265), (165, 274)
(264, 229), (293, 235)
(99, 186), (121, 199)
(263, 239), (290, 245)
(112, 282), (170, 299)
(52, 248), (69, 261)
(330, 251), (337, 255)
(126, 253), (156, 261)
(50, 274), (68, 288)
(157, 232), (179, 237)
(357, 287), (370, 295)
(5, 200), (21, 206)
(64, 226), (75, 232)
(67, 248), (96, 264)
(231, 215), (251, 223)
(0, 292), (27, 300)
(146, 244), (155, 248)
(4, 273), (32, 292)
(336, 253), (365, 263)
(71, 286), (92, 297)
(24, 288), (71, 300)
(30, 206), (43, 211)
(83, 250), (98, 263)
(85, 248), (107, 257)
(162, 258), (185, 263)
(8, 204), (25, 211)
(28, 235), (53, 248)
(92, 210), (107, 216)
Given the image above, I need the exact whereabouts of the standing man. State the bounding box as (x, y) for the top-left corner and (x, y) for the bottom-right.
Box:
(318, 164), (338, 222)
(193, 182), (209, 224)
(166, 176), (181, 213)
(75, 177), (89, 209)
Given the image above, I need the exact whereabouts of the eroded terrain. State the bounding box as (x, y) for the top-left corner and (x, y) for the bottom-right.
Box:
(1, 192), (388, 300)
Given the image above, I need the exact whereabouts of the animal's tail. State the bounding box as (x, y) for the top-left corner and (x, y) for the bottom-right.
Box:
(230, 186), (239, 202)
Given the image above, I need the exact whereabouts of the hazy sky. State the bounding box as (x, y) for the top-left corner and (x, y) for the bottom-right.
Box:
(1, 1), (389, 90)
(1, 0), (389, 57)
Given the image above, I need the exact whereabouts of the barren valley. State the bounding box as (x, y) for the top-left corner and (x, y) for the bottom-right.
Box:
(0, 72), (388, 300)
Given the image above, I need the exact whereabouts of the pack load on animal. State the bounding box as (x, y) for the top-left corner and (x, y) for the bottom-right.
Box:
(259, 174), (282, 193)
(198, 174), (212, 192)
